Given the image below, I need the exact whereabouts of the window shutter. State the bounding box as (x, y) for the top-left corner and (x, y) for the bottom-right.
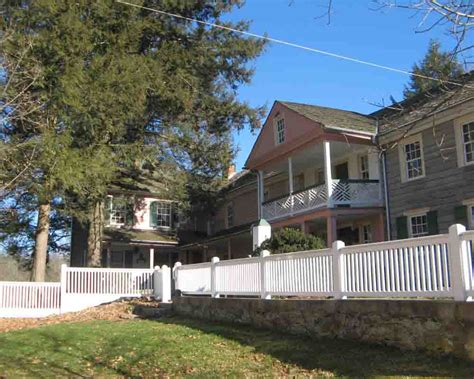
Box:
(454, 205), (468, 226)
(150, 201), (158, 227)
(172, 205), (179, 229)
(104, 197), (112, 226)
(427, 210), (439, 235)
(126, 201), (134, 227)
(396, 216), (408, 239)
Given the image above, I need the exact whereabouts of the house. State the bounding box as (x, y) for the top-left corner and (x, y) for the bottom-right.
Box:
(70, 188), (180, 269)
(374, 74), (474, 239)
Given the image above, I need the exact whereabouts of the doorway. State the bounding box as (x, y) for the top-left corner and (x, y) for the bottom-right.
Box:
(335, 162), (349, 180)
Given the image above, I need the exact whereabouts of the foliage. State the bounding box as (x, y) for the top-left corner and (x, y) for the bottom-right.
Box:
(403, 39), (464, 98)
(254, 227), (326, 255)
(0, 254), (66, 282)
(0, 317), (470, 377)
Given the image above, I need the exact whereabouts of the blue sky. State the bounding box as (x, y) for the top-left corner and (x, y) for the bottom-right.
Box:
(225, 0), (457, 170)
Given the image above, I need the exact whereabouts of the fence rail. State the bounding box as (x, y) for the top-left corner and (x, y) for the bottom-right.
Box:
(174, 224), (474, 302)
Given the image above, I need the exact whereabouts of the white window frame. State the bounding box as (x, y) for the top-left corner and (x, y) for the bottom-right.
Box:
(360, 224), (372, 244)
(274, 117), (285, 145)
(398, 134), (425, 183)
(155, 201), (172, 228)
(226, 202), (234, 229)
(359, 155), (369, 180)
(108, 195), (127, 227)
(454, 115), (474, 167)
(406, 211), (429, 238)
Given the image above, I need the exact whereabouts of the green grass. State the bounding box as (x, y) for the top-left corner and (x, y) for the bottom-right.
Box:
(0, 316), (472, 377)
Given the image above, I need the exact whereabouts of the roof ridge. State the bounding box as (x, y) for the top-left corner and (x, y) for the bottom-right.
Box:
(278, 100), (372, 118)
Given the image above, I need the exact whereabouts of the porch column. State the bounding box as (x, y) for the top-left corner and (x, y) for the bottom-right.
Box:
(106, 246), (111, 268)
(288, 157), (294, 194)
(227, 238), (232, 260)
(301, 221), (311, 235)
(149, 248), (154, 269)
(373, 213), (385, 242)
(257, 170), (264, 219)
(326, 214), (337, 247)
(323, 141), (333, 207)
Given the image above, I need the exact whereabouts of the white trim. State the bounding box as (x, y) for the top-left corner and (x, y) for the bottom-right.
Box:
(454, 113), (474, 168)
(398, 133), (426, 183)
(403, 207), (431, 217)
(273, 114), (286, 145)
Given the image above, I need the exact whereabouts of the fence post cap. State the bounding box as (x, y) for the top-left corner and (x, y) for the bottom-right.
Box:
(260, 250), (270, 257)
(332, 240), (345, 250)
(211, 256), (220, 263)
(449, 223), (466, 235)
(162, 265), (169, 270)
(154, 265), (160, 271)
(61, 264), (68, 268)
(173, 262), (182, 268)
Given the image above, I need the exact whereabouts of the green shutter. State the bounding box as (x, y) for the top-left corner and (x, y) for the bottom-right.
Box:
(125, 200), (134, 226)
(454, 205), (468, 226)
(427, 210), (439, 235)
(150, 201), (158, 227)
(104, 197), (112, 225)
(396, 216), (408, 239)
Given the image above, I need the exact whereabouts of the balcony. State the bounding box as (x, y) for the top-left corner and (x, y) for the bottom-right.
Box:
(262, 179), (382, 221)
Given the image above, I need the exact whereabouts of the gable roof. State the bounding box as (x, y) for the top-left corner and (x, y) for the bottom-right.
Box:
(372, 71), (474, 136)
(279, 101), (376, 134)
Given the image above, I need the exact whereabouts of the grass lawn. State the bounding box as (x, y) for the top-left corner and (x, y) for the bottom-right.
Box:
(0, 316), (472, 377)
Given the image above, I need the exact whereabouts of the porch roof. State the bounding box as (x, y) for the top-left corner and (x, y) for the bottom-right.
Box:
(103, 228), (178, 245)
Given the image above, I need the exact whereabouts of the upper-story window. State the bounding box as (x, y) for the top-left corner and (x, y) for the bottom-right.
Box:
(275, 118), (285, 145)
(150, 201), (172, 228)
(409, 213), (428, 237)
(462, 122), (474, 164)
(359, 155), (369, 180)
(399, 134), (425, 182)
(107, 196), (128, 226)
(226, 202), (234, 228)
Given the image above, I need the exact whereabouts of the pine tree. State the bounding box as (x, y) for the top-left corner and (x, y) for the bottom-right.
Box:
(404, 39), (464, 98)
(1, 1), (266, 272)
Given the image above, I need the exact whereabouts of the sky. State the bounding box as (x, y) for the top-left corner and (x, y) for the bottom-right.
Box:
(224, 0), (459, 170)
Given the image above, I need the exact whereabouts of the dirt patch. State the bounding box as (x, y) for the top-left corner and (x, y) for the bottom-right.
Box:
(0, 298), (161, 333)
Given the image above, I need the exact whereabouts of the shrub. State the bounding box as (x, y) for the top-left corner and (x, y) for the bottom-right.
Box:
(254, 227), (325, 255)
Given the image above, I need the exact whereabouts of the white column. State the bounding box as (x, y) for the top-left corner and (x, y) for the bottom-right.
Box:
(331, 240), (346, 299)
(288, 157), (294, 194)
(323, 141), (333, 207)
(448, 224), (468, 301)
(211, 256), (220, 298)
(149, 248), (154, 269)
(260, 250), (271, 299)
(252, 220), (272, 251)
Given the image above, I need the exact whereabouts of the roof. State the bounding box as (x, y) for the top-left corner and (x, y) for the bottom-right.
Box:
(103, 228), (178, 245)
(372, 72), (474, 136)
(279, 101), (376, 134)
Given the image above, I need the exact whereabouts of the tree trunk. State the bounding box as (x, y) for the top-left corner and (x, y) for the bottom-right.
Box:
(87, 200), (103, 267)
(31, 202), (51, 282)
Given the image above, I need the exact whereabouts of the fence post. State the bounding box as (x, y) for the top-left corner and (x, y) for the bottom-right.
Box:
(332, 240), (345, 300)
(448, 224), (468, 301)
(161, 265), (171, 303)
(153, 266), (161, 300)
(260, 250), (271, 299)
(173, 262), (182, 293)
(211, 257), (220, 298)
(60, 264), (67, 314)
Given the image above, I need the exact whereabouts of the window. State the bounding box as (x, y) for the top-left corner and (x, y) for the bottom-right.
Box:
(409, 213), (428, 237)
(404, 141), (424, 179)
(227, 202), (234, 228)
(275, 118), (285, 144)
(151, 201), (172, 228)
(109, 196), (127, 226)
(469, 205), (474, 229)
(462, 122), (474, 164)
(359, 155), (369, 180)
(360, 224), (372, 243)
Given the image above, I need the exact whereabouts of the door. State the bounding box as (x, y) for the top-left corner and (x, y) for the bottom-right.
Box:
(335, 162), (349, 180)
(337, 227), (359, 245)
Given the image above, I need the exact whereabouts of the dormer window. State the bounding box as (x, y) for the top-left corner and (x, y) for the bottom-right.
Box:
(275, 118), (285, 145)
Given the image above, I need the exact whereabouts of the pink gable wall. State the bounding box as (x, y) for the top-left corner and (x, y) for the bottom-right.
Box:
(246, 102), (325, 170)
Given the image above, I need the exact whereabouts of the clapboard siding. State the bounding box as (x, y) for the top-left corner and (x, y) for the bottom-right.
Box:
(385, 118), (474, 238)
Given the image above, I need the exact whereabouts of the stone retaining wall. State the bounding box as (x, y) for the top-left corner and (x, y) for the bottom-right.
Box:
(173, 297), (474, 360)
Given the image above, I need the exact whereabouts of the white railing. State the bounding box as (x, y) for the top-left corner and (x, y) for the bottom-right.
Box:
(174, 224), (474, 302)
(0, 282), (61, 317)
(262, 180), (381, 221)
(0, 265), (172, 318)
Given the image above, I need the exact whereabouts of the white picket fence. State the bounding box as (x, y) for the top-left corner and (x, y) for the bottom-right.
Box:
(0, 265), (172, 318)
(174, 224), (474, 301)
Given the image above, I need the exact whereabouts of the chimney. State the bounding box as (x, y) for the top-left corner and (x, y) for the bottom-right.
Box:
(227, 164), (236, 180)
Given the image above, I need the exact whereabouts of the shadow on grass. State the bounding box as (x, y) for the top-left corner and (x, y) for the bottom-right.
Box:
(155, 315), (474, 377)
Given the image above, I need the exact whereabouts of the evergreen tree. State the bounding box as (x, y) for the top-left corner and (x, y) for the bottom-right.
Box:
(1, 1), (266, 273)
(404, 39), (464, 98)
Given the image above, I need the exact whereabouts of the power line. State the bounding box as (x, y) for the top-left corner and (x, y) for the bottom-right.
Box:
(116, 0), (473, 90)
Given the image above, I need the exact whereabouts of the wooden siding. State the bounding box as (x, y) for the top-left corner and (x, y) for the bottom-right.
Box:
(385, 118), (474, 238)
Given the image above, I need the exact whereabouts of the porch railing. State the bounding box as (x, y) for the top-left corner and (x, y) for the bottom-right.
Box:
(262, 180), (382, 221)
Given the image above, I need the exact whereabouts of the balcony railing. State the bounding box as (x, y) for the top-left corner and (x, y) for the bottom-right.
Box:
(262, 180), (382, 221)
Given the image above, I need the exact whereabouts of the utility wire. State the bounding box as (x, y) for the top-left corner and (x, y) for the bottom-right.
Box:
(116, 0), (473, 90)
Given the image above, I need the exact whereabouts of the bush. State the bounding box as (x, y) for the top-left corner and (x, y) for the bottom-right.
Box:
(254, 227), (326, 255)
